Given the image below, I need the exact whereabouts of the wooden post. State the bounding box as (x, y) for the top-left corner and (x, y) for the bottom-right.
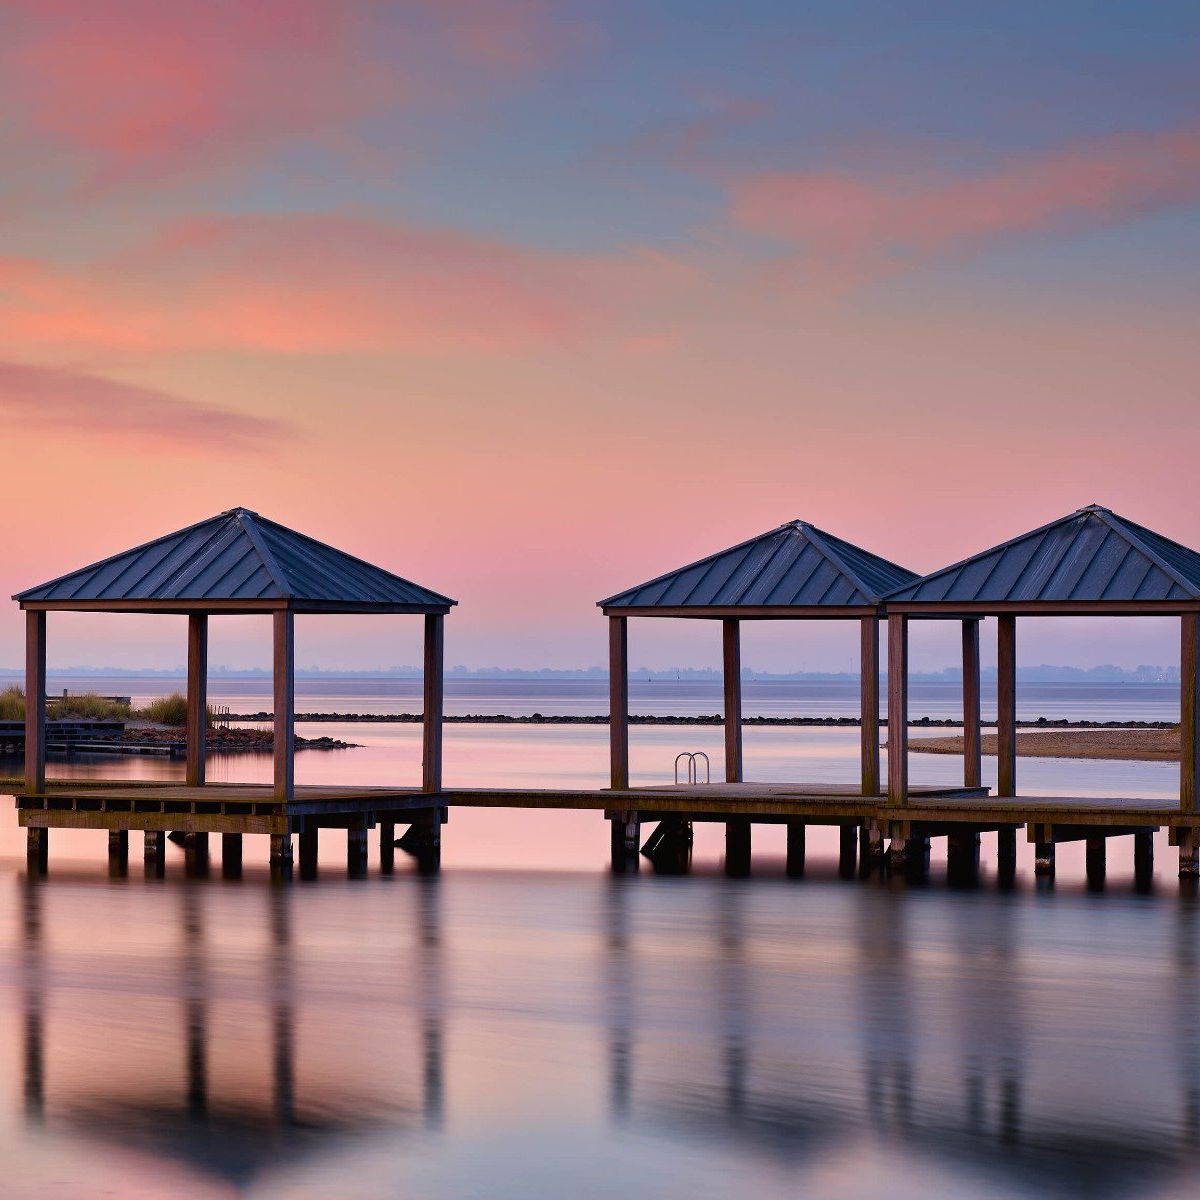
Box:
(221, 833), (243, 879)
(144, 830), (166, 878)
(1134, 829), (1153, 888)
(609, 811), (639, 873)
(1182, 614), (1199, 813)
(185, 833), (209, 878)
(838, 824), (857, 878)
(1085, 837), (1106, 888)
(860, 617), (880, 794)
(962, 619), (982, 789)
(270, 833), (293, 880)
(298, 829), (318, 879)
(887, 614), (908, 805)
(24, 610), (46, 795)
(422, 614), (445, 793)
(107, 830), (129, 877)
(379, 821), (395, 874)
(186, 614), (208, 787)
(609, 616), (629, 790)
(273, 610), (295, 802)
(725, 818), (751, 878)
(997, 615), (1017, 798)
(786, 821), (805, 877)
(722, 619), (743, 783)
(27, 828), (48, 876)
(347, 825), (368, 878)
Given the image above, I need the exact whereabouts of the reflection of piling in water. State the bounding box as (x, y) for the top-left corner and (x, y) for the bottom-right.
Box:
(416, 878), (445, 1130)
(1176, 899), (1200, 1144)
(21, 878), (44, 1123)
(269, 888), (296, 1126)
(181, 888), (208, 1120)
(715, 887), (750, 1116)
(603, 877), (635, 1120)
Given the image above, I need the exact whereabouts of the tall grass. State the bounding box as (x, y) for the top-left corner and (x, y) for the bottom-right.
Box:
(135, 692), (215, 727)
(53, 692), (132, 720)
(0, 685), (24, 721)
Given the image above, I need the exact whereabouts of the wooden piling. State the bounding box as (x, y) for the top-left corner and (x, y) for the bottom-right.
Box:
(1034, 838), (1055, 877)
(298, 830), (318, 879)
(722, 619), (743, 784)
(609, 617), (629, 790)
(786, 821), (805, 877)
(270, 833), (293, 880)
(962, 620), (982, 789)
(725, 818), (751, 878)
(108, 830), (129, 877)
(1134, 829), (1154, 887)
(839, 824), (857, 878)
(27, 828), (48, 876)
(860, 618), (880, 795)
(1085, 837), (1106, 887)
(947, 829), (981, 881)
(379, 821), (395, 874)
(144, 830), (166, 878)
(24, 610), (46, 795)
(347, 826), (368, 878)
(185, 833), (210, 877)
(1179, 829), (1199, 878)
(887, 614), (908, 805)
(997, 827), (1017, 883)
(609, 812), (639, 873)
(422, 614), (444, 793)
(997, 616), (1017, 798)
(273, 610), (295, 803)
(221, 833), (242, 879)
(186, 613), (208, 787)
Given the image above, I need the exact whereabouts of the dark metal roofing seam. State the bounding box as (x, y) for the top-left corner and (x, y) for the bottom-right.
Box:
(1095, 509), (1200, 598)
(235, 512), (291, 595)
(681, 542), (760, 606)
(1034, 520), (1097, 602)
(726, 531), (796, 605)
(739, 532), (808, 605)
(1080, 540), (1136, 602)
(802, 524), (876, 602)
(675, 543), (741, 606)
(147, 521), (250, 599)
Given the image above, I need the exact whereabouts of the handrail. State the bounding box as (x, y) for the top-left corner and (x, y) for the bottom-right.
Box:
(674, 751), (711, 784)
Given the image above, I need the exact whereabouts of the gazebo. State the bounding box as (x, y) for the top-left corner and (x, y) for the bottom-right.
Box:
(598, 520), (920, 867)
(885, 504), (1200, 873)
(14, 507), (455, 876)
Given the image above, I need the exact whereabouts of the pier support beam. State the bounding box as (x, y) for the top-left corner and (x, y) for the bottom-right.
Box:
(27, 828), (48, 876)
(347, 826), (369, 878)
(144, 830), (166, 878)
(725, 818), (751, 878)
(860, 825), (885, 875)
(221, 833), (242, 879)
(640, 817), (692, 873)
(1034, 839), (1055, 878)
(609, 811), (639, 873)
(1134, 829), (1154, 889)
(786, 821), (805, 878)
(398, 812), (442, 875)
(24, 610), (46, 795)
(887, 614), (908, 806)
(962, 620), (982, 789)
(1085, 837), (1106, 888)
(997, 616), (1017, 798)
(379, 821), (395, 874)
(1183, 615), (1200, 814)
(186, 613), (208, 787)
(839, 824), (857, 878)
(185, 833), (210, 878)
(1178, 829), (1199, 879)
(947, 829), (981, 883)
(108, 830), (128, 878)
(270, 833), (293, 881)
(997, 827), (1017, 883)
(723, 619), (742, 784)
(889, 833), (929, 879)
(608, 617), (629, 790)
(273, 611), (295, 803)
(861, 618), (880, 795)
(298, 830), (318, 879)
(423, 614), (444, 794)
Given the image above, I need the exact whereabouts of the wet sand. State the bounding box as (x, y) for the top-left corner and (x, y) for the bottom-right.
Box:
(903, 727), (1180, 762)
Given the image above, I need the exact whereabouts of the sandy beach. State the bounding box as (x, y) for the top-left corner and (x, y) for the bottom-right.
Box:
(901, 727), (1181, 762)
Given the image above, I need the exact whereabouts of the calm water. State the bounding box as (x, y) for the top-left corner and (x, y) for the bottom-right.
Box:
(0, 679), (1196, 1197)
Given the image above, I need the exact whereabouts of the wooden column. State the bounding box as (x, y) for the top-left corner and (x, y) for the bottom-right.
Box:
(997, 615), (1017, 797)
(860, 617), (880, 794)
(144, 830), (166, 878)
(347, 825), (369, 878)
(962, 619), (982, 789)
(24, 610), (46, 795)
(786, 821), (805, 877)
(221, 833), (242, 879)
(722, 619), (743, 783)
(273, 610), (295, 802)
(1182, 614), (1200, 813)
(609, 616), (629, 790)
(108, 830), (129, 877)
(298, 829), (319, 879)
(379, 821), (395, 873)
(423, 614), (445, 793)
(887, 614), (908, 805)
(186, 613), (208, 787)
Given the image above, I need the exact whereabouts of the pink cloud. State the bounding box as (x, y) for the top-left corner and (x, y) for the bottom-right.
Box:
(0, 359), (291, 452)
(0, 214), (692, 356)
(731, 125), (1200, 268)
(0, 1), (571, 182)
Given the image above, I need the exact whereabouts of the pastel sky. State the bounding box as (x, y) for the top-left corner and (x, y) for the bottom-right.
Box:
(3, 0), (1199, 672)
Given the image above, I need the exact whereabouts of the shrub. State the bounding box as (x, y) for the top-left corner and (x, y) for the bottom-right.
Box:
(137, 692), (190, 726)
(0, 685), (24, 721)
(53, 692), (132, 720)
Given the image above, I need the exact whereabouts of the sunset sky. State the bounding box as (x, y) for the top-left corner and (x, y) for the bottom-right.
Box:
(3, 0), (1199, 673)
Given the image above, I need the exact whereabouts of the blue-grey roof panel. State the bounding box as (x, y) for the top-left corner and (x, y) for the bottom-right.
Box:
(888, 506), (1200, 603)
(15, 508), (456, 609)
(599, 521), (919, 609)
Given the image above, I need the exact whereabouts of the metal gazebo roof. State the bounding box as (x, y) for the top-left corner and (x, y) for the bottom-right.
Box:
(14, 507), (456, 614)
(887, 504), (1200, 612)
(599, 520), (919, 617)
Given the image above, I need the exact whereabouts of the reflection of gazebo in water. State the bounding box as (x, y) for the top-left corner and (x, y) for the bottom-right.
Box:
(14, 507), (454, 877)
(598, 520), (967, 872)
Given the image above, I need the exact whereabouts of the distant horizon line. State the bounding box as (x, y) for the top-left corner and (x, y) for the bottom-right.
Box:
(0, 663), (1182, 684)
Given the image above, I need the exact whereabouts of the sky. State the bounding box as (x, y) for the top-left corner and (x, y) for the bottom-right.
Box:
(2, 0), (1199, 673)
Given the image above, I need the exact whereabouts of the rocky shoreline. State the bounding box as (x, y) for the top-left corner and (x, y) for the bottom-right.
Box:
(226, 711), (1176, 730)
(121, 726), (359, 751)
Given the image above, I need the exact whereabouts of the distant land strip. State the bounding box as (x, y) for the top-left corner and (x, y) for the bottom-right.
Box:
(224, 712), (1177, 729)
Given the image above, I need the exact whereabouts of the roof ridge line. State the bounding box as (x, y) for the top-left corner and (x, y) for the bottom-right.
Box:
(1095, 509), (1200, 599)
(236, 511), (293, 597)
(800, 523), (876, 602)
